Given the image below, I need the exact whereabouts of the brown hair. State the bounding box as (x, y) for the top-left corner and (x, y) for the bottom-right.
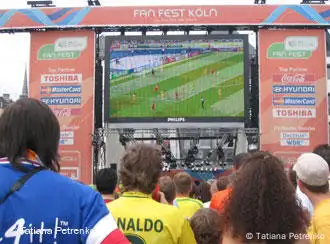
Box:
(159, 176), (176, 204)
(216, 176), (229, 191)
(195, 181), (212, 203)
(173, 172), (192, 195)
(300, 181), (329, 194)
(190, 208), (224, 244)
(119, 143), (162, 194)
(224, 152), (309, 243)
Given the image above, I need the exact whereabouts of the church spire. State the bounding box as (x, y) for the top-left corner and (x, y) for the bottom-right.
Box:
(20, 65), (28, 98)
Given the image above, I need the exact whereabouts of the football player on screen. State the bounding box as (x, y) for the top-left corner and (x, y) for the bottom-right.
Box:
(201, 96), (205, 109)
(132, 92), (136, 102)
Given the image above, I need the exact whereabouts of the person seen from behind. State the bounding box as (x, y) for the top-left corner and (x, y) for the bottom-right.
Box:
(210, 153), (249, 213)
(190, 208), (224, 244)
(313, 144), (330, 189)
(195, 181), (212, 204)
(223, 152), (309, 244)
(95, 167), (118, 204)
(0, 98), (128, 244)
(290, 162), (314, 219)
(294, 153), (330, 244)
(159, 176), (176, 205)
(204, 177), (229, 208)
(173, 172), (204, 219)
(107, 143), (196, 243)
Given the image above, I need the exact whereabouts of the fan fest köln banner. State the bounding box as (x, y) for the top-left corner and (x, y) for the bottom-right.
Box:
(29, 30), (95, 183)
(259, 29), (328, 166)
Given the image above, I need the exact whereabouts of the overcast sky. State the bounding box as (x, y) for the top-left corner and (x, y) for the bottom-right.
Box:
(0, 0), (325, 99)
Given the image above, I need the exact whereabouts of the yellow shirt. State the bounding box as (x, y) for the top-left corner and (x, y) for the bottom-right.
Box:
(107, 192), (196, 244)
(308, 199), (330, 244)
(173, 197), (203, 219)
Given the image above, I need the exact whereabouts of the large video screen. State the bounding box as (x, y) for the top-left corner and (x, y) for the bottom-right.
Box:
(104, 35), (248, 123)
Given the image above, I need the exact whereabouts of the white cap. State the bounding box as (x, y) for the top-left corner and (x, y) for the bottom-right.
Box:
(293, 153), (329, 186)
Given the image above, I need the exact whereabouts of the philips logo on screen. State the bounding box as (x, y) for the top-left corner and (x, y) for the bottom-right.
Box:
(41, 97), (81, 105)
(41, 86), (81, 94)
(272, 85), (315, 94)
(272, 97), (315, 106)
(167, 118), (186, 122)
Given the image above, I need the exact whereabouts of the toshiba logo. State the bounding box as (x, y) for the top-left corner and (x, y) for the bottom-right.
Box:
(167, 118), (186, 122)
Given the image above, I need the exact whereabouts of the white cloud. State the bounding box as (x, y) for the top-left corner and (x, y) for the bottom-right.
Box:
(0, 0), (327, 99)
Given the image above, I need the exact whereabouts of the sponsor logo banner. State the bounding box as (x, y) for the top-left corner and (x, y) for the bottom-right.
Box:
(272, 85), (315, 94)
(41, 74), (82, 84)
(280, 139), (310, 147)
(41, 85), (82, 94)
(280, 132), (309, 139)
(41, 97), (81, 105)
(51, 108), (81, 117)
(259, 29), (328, 165)
(30, 30), (95, 184)
(273, 74), (315, 84)
(272, 97), (315, 106)
(272, 108), (316, 118)
(60, 138), (74, 145)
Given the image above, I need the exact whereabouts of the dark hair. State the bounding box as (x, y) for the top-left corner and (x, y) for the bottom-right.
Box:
(288, 168), (297, 189)
(95, 168), (117, 194)
(0, 98), (60, 171)
(159, 176), (176, 204)
(195, 181), (212, 203)
(120, 143), (162, 194)
(190, 208), (224, 244)
(233, 153), (250, 170)
(300, 181), (329, 194)
(313, 144), (330, 167)
(189, 182), (198, 198)
(174, 172), (192, 195)
(224, 152), (309, 242)
(216, 176), (229, 191)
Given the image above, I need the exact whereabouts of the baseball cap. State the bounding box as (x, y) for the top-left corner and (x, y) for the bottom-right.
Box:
(293, 153), (330, 186)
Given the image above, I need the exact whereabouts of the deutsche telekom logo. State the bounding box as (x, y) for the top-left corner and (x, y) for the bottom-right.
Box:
(273, 73), (315, 84)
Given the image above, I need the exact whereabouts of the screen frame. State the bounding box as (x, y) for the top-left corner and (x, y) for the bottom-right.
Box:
(104, 34), (250, 125)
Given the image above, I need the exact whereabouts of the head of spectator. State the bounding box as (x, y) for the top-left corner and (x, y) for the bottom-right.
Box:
(159, 176), (176, 205)
(294, 153), (330, 206)
(108, 144), (197, 243)
(195, 181), (212, 203)
(233, 153), (250, 172)
(189, 181), (198, 198)
(174, 172), (193, 198)
(0, 98), (60, 171)
(216, 176), (229, 191)
(223, 152), (309, 242)
(313, 144), (330, 167)
(190, 208), (224, 244)
(209, 179), (218, 196)
(95, 168), (117, 203)
(288, 165), (298, 189)
(120, 143), (162, 195)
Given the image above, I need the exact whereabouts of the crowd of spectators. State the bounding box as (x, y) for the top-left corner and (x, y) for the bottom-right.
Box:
(1, 98), (330, 244)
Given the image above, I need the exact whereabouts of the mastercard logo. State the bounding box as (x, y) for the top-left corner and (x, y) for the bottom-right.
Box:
(40, 86), (52, 94)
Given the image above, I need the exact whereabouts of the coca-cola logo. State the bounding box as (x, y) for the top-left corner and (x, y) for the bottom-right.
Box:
(281, 73), (305, 83)
(52, 108), (81, 117)
(273, 73), (315, 84)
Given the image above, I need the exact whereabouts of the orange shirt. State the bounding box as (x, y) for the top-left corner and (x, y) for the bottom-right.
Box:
(210, 187), (232, 213)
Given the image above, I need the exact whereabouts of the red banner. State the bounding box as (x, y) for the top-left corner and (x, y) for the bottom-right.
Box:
(259, 29), (328, 166)
(29, 30), (95, 184)
(1, 5), (330, 30)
